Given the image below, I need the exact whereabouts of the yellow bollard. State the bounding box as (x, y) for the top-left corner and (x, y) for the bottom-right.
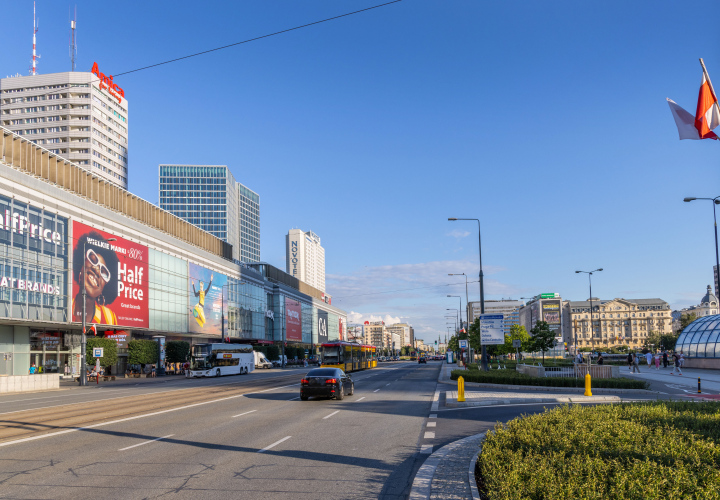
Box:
(584, 372), (592, 397)
(458, 375), (465, 402)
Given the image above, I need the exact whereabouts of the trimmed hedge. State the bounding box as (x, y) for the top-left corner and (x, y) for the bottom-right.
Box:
(478, 402), (720, 499)
(451, 368), (649, 390)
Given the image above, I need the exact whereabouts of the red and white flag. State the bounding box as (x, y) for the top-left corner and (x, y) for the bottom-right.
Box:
(668, 63), (720, 140)
(83, 324), (97, 336)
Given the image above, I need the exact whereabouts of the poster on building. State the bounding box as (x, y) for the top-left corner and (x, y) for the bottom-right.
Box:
(542, 300), (562, 335)
(71, 221), (149, 328)
(188, 263), (227, 336)
(103, 330), (130, 349)
(285, 298), (302, 341)
(317, 310), (329, 344)
(479, 314), (504, 345)
(338, 317), (344, 341)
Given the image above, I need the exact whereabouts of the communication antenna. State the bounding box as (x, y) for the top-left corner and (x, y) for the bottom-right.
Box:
(69, 6), (77, 71)
(30, 1), (40, 75)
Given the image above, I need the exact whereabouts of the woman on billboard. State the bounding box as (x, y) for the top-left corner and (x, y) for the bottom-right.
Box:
(191, 273), (213, 328)
(72, 231), (119, 325)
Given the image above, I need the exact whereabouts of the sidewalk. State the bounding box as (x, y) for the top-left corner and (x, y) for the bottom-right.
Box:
(445, 390), (619, 407)
(623, 364), (720, 393)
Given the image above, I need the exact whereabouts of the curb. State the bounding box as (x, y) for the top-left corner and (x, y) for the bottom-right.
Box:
(445, 395), (620, 407)
(445, 380), (663, 395)
(409, 432), (486, 500)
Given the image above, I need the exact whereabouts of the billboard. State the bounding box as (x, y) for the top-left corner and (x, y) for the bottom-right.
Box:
(542, 300), (562, 335)
(317, 310), (329, 344)
(338, 317), (344, 341)
(188, 263), (227, 335)
(286, 298), (302, 341)
(72, 221), (148, 328)
(103, 330), (130, 349)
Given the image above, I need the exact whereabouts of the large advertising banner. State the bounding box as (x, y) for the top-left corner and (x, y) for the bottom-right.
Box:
(285, 298), (302, 341)
(542, 300), (562, 335)
(317, 310), (329, 344)
(71, 221), (149, 328)
(188, 263), (227, 336)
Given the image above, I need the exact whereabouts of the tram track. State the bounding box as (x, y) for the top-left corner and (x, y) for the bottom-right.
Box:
(0, 372), (300, 444)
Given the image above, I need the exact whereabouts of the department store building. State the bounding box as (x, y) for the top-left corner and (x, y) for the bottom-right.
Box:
(0, 127), (346, 376)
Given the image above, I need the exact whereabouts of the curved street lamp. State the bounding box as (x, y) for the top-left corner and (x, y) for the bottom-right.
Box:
(684, 196), (720, 297)
(575, 269), (603, 353)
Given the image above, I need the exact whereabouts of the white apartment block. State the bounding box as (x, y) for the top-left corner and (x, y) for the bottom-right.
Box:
(286, 229), (325, 292)
(386, 323), (414, 347)
(0, 69), (129, 189)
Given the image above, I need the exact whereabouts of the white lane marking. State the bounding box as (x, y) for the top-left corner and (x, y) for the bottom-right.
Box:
(287, 397), (300, 401)
(355, 397), (366, 402)
(426, 422), (436, 427)
(118, 434), (174, 451)
(431, 389), (440, 412)
(420, 444), (433, 454)
(429, 414), (437, 418)
(0, 383), (297, 449)
(385, 383), (391, 386)
(373, 389), (380, 393)
(232, 410), (257, 418)
(424, 431), (435, 439)
(257, 435), (291, 453)
(323, 410), (340, 420)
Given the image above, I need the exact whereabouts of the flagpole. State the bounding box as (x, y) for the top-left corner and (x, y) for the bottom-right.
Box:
(699, 58), (720, 116)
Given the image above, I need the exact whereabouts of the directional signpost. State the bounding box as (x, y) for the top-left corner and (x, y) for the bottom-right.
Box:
(478, 314), (504, 345)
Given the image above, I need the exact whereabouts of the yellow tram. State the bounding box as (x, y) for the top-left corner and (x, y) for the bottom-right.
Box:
(320, 341), (377, 372)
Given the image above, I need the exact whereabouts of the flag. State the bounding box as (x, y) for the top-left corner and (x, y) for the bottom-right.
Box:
(667, 64), (720, 140)
(83, 324), (97, 336)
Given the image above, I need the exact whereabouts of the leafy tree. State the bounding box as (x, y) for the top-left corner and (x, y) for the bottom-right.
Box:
(530, 321), (556, 364)
(165, 341), (190, 364)
(680, 313), (699, 331)
(128, 339), (159, 368)
(85, 337), (117, 369)
(266, 344), (280, 361)
(643, 332), (679, 352)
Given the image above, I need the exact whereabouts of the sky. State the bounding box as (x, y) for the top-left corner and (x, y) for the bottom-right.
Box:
(2, 1), (720, 343)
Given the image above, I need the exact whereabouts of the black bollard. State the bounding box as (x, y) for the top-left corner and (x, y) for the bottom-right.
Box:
(698, 377), (701, 394)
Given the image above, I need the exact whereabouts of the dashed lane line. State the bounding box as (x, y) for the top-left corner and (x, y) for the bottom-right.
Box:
(426, 422), (436, 427)
(355, 397), (366, 402)
(373, 389), (380, 393)
(257, 436), (291, 453)
(118, 434), (174, 451)
(232, 410), (257, 418)
(323, 410), (340, 420)
(424, 431), (435, 439)
(420, 444), (433, 454)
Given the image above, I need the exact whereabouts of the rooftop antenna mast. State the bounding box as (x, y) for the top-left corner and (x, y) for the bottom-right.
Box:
(31, 1), (39, 75)
(69, 6), (77, 71)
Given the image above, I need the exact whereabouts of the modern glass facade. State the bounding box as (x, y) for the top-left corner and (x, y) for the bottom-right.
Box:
(676, 314), (720, 358)
(159, 165), (260, 263)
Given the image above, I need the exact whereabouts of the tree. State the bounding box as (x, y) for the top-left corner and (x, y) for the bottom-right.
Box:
(166, 341), (190, 364)
(680, 313), (699, 331)
(497, 324), (531, 356)
(266, 344), (280, 361)
(530, 321), (556, 363)
(85, 337), (117, 369)
(128, 339), (159, 368)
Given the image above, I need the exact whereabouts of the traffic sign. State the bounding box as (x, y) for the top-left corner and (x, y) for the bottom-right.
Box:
(479, 314), (504, 345)
(512, 339), (522, 348)
(459, 340), (468, 349)
(540, 293), (559, 299)
(92, 347), (104, 358)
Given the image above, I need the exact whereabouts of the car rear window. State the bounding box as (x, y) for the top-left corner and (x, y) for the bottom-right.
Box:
(306, 368), (338, 376)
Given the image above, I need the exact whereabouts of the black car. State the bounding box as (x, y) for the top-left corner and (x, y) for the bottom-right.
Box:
(418, 357), (427, 364)
(300, 368), (354, 400)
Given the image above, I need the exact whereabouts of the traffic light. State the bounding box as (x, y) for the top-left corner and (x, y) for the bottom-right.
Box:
(435, 340), (437, 345)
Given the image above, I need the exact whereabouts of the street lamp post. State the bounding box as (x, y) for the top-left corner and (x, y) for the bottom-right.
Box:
(449, 217), (487, 370)
(575, 269), (603, 353)
(684, 197), (720, 297)
(449, 273), (470, 333)
(446, 309), (460, 331)
(447, 296), (463, 329)
(80, 237), (116, 387)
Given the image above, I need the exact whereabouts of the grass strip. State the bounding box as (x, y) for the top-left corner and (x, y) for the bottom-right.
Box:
(451, 368), (649, 390)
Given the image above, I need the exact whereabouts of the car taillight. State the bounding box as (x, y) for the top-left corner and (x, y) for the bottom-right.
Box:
(301, 379), (309, 384)
(325, 378), (337, 384)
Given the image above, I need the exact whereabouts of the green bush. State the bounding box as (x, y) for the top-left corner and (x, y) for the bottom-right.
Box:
(85, 337), (117, 368)
(451, 368), (649, 390)
(478, 402), (720, 499)
(128, 339), (159, 366)
(266, 344), (280, 361)
(165, 341), (190, 364)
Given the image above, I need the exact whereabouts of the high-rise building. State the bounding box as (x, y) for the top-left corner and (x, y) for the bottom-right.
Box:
(286, 229), (325, 292)
(362, 321), (386, 348)
(158, 165), (260, 262)
(1, 69), (129, 188)
(386, 323), (414, 347)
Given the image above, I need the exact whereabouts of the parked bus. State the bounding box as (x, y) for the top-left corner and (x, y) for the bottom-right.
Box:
(188, 343), (255, 378)
(320, 341), (377, 373)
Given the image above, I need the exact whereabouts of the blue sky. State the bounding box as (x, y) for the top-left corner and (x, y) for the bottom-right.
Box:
(3, 1), (720, 342)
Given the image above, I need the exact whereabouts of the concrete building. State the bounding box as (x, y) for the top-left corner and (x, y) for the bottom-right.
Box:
(159, 165), (260, 262)
(518, 295), (565, 356)
(362, 322), (386, 348)
(1, 69), (129, 189)
(0, 126), (345, 380)
(469, 299), (523, 335)
(286, 229), (325, 293)
(565, 297), (672, 350)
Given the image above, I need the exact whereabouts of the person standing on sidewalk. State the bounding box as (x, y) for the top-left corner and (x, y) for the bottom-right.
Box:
(627, 352), (634, 372)
(645, 351), (653, 366)
(662, 351), (669, 368)
(654, 352), (661, 370)
(631, 352), (641, 373)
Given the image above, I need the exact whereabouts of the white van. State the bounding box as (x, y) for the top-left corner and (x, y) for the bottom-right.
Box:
(254, 351), (273, 369)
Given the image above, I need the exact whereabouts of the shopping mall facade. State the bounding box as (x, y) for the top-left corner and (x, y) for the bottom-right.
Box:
(0, 127), (347, 376)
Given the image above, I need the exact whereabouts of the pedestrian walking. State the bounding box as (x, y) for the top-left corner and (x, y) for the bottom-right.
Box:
(627, 352), (634, 371)
(632, 353), (641, 373)
(597, 354), (604, 365)
(151, 364), (156, 378)
(654, 352), (660, 370)
(662, 351), (669, 368)
(645, 351), (653, 366)
(29, 363), (36, 375)
(670, 352), (683, 375)
(679, 351), (685, 369)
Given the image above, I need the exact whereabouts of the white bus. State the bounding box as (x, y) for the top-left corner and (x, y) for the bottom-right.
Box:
(188, 343), (255, 378)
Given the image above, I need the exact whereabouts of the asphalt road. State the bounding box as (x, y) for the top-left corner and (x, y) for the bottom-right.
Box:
(0, 362), (440, 499)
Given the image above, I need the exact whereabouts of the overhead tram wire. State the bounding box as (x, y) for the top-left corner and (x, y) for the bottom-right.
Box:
(333, 279), (481, 301)
(113, 0), (403, 78)
(7, 1), (402, 103)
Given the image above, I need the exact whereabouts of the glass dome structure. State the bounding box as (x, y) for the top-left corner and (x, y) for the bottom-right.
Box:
(675, 314), (720, 358)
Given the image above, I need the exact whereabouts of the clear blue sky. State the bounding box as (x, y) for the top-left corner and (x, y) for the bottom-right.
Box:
(3, 1), (720, 342)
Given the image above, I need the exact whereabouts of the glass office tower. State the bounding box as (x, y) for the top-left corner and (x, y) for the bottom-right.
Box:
(159, 165), (260, 262)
